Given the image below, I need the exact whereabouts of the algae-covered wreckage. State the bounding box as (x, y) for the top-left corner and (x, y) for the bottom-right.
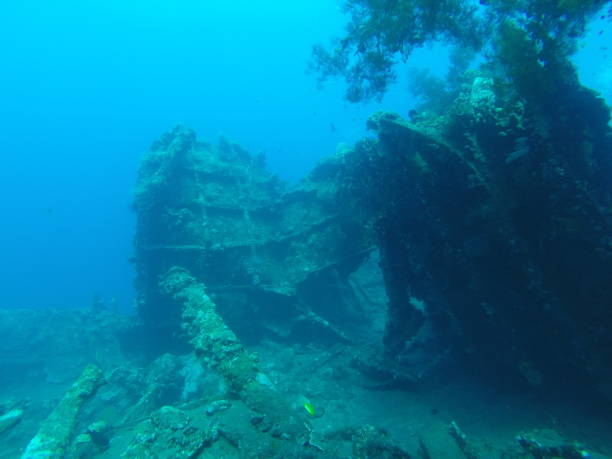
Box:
(133, 79), (612, 397)
(3, 75), (610, 456)
(120, 66), (610, 455)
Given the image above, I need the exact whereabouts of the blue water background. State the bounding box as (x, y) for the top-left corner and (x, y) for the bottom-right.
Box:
(0, 1), (609, 311)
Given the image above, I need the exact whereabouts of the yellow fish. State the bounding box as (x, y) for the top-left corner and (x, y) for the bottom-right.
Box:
(303, 402), (316, 417)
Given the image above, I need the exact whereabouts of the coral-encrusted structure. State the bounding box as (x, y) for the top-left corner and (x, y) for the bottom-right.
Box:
(132, 128), (372, 355)
(21, 365), (105, 459)
(351, 75), (612, 396)
(132, 72), (612, 403)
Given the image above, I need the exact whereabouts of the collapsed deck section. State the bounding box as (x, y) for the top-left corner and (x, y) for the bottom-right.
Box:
(132, 126), (373, 353)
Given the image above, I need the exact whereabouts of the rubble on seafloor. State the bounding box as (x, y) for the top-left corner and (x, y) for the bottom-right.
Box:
(0, 302), (610, 457)
(1, 68), (611, 457)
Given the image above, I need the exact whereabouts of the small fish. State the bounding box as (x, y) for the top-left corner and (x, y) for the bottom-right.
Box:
(303, 402), (316, 417)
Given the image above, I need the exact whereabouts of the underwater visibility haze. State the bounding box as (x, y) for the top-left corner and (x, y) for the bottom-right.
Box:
(0, 0), (416, 310)
(1, 0), (612, 458)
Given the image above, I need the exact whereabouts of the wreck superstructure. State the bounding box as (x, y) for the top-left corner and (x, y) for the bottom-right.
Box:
(131, 68), (612, 405)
